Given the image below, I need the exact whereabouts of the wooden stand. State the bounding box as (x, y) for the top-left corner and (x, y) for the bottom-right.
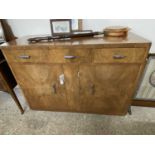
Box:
(0, 52), (24, 114)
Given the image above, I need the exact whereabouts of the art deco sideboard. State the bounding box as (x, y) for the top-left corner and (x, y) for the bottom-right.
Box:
(0, 33), (151, 115)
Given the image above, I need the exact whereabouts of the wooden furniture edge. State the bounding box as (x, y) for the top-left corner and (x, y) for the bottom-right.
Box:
(132, 99), (155, 107)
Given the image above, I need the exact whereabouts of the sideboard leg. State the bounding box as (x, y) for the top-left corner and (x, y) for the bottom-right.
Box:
(9, 90), (24, 114)
(128, 106), (132, 115)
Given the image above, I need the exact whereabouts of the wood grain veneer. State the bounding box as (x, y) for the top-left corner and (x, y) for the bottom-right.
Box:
(0, 32), (151, 115)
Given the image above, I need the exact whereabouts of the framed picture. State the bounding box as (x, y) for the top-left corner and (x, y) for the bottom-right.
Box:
(135, 54), (155, 101)
(50, 19), (72, 37)
(71, 19), (83, 31)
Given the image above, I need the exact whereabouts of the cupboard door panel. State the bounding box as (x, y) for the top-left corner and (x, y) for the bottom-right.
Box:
(63, 64), (80, 110)
(79, 64), (95, 96)
(79, 64), (140, 115)
(11, 63), (69, 111)
(78, 64), (96, 113)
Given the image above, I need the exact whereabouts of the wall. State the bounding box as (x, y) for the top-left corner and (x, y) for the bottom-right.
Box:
(8, 19), (155, 52)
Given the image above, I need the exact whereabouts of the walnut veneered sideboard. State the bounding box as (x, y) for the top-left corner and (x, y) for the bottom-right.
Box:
(0, 33), (151, 115)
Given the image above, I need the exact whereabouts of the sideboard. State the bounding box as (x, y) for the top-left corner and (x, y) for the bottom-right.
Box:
(0, 33), (151, 115)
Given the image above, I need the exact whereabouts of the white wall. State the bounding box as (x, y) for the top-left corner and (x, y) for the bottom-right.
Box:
(8, 19), (155, 52)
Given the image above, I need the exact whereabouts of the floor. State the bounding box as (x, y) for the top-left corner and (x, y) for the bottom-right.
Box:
(0, 87), (155, 135)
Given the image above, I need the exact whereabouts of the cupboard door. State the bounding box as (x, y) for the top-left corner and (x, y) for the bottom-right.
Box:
(79, 64), (141, 115)
(63, 64), (80, 111)
(11, 63), (69, 111)
(78, 64), (96, 112)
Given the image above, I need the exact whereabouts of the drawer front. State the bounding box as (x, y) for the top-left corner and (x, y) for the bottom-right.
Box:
(93, 48), (146, 63)
(44, 49), (92, 63)
(4, 48), (92, 63)
(3, 49), (45, 63)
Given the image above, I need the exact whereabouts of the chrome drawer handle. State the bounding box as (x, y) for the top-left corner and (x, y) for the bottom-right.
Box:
(19, 55), (31, 59)
(113, 54), (126, 59)
(64, 55), (77, 59)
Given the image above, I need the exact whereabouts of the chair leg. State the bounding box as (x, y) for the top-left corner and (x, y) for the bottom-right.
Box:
(9, 89), (24, 114)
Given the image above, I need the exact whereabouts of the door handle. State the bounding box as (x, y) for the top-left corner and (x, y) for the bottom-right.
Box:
(90, 84), (95, 95)
(77, 71), (80, 78)
(113, 54), (126, 59)
(18, 55), (31, 59)
(64, 55), (77, 59)
(59, 74), (65, 85)
(52, 84), (57, 94)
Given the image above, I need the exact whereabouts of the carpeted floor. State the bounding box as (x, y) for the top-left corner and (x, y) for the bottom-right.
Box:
(0, 87), (155, 135)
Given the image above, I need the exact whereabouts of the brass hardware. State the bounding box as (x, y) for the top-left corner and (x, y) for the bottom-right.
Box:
(59, 74), (65, 85)
(52, 84), (57, 94)
(64, 55), (77, 59)
(77, 71), (80, 78)
(19, 55), (31, 59)
(113, 54), (126, 59)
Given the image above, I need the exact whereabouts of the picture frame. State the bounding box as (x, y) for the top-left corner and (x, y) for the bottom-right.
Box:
(50, 19), (72, 37)
(134, 54), (155, 101)
(71, 19), (83, 31)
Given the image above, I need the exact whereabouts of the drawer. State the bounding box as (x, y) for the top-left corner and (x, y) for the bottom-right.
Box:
(4, 48), (92, 63)
(93, 48), (146, 63)
(3, 49), (43, 63)
(43, 48), (92, 63)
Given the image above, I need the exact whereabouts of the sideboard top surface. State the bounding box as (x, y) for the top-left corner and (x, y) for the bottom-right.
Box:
(0, 32), (151, 50)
